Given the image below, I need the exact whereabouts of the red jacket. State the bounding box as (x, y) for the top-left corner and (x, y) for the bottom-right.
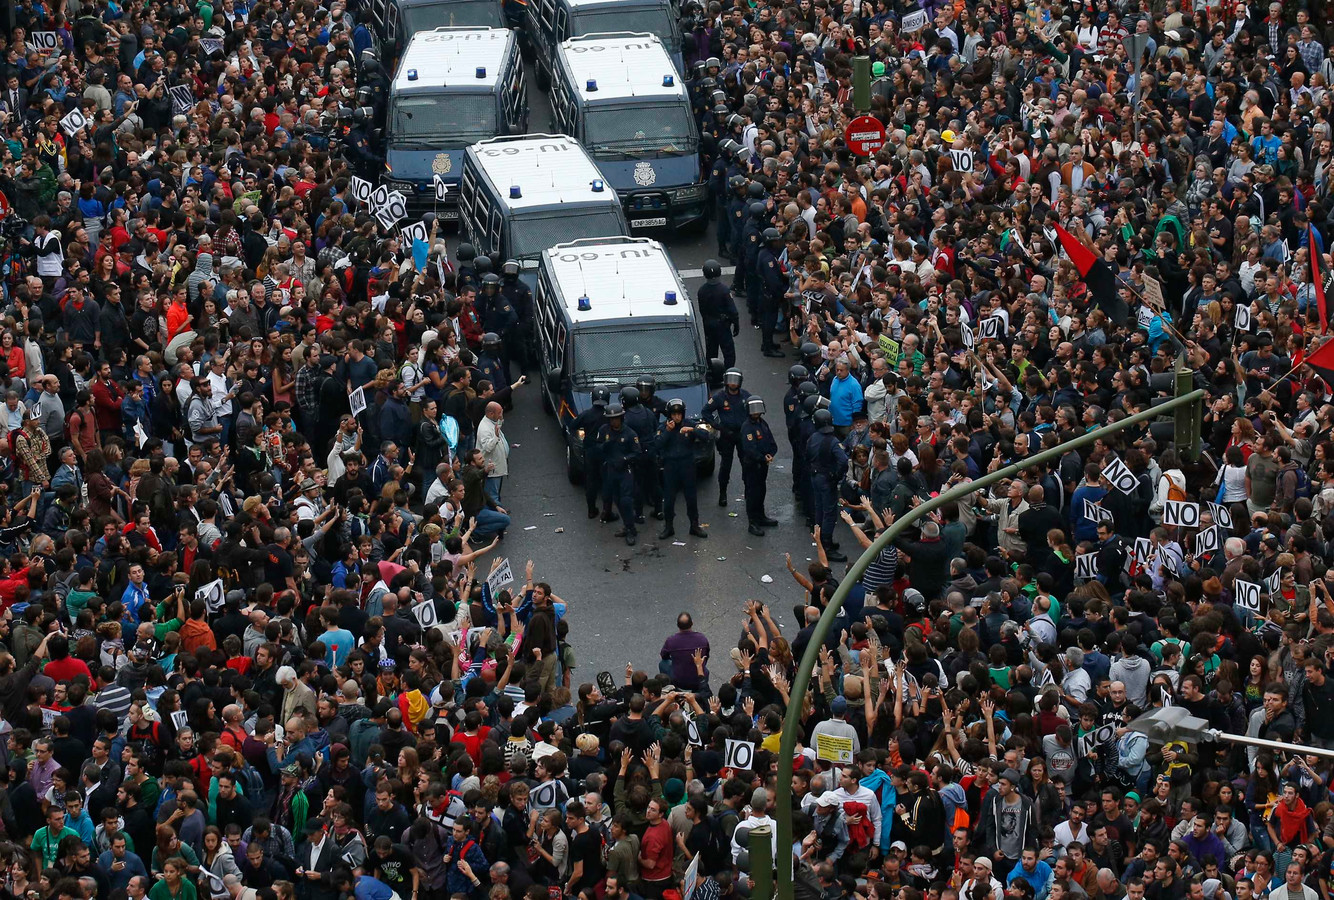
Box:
(91, 377), (123, 431)
(0, 567), (30, 608)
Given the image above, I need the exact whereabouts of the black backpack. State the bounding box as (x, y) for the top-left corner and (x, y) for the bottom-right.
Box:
(702, 811), (734, 871)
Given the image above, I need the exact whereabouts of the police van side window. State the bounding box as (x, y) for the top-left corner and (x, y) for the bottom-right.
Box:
(536, 281), (562, 373)
(460, 168), (479, 242)
(488, 207), (503, 257)
(539, 0), (556, 40)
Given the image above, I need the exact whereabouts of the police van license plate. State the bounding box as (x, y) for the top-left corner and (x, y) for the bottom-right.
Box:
(631, 217), (667, 228)
(440, 209), (459, 221)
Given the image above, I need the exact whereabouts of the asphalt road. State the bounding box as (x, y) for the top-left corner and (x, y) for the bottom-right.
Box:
(454, 75), (822, 680)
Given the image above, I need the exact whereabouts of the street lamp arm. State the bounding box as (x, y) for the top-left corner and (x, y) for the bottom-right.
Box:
(772, 389), (1206, 900)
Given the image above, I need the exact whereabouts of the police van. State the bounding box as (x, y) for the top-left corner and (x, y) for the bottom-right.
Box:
(523, 0), (684, 91)
(368, 0), (506, 59)
(536, 236), (715, 480)
(458, 134), (629, 285)
(383, 28), (527, 219)
(551, 33), (707, 232)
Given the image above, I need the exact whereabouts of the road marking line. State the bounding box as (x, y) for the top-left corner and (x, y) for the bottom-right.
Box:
(679, 266), (737, 278)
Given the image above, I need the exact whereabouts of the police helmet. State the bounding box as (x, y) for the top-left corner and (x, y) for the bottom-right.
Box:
(351, 107), (370, 126)
(723, 368), (743, 389)
(746, 182), (765, 200)
(605, 403), (625, 418)
(706, 56), (722, 70)
(692, 60), (707, 79)
(487, 251), (502, 270)
(713, 104), (730, 120)
(748, 201), (768, 219)
(727, 113), (745, 130)
(763, 227), (782, 243)
(788, 364), (810, 386)
(699, 76), (717, 92)
(502, 260), (520, 278)
(813, 408), (834, 433)
(800, 341), (821, 360)
(702, 259), (723, 280)
(666, 398), (686, 416)
(591, 387), (611, 408)
(801, 394), (821, 417)
(728, 175), (747, 192)
(619, 385), (641, 408)
(798, 381), (819, 400)
(473, 256), (492, 275)
(635, 376), (656, 397)
(456, 243), (476, 263)
(711, 89), (727, 107)
(481, 332), (502, 350)
(481, 273), (501, 289)
(747, 397), (766, 416)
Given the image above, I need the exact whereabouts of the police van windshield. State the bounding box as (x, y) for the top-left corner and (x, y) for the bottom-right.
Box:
(570, 8), (678, 49)
(571, 325), (704, 388)
(509, 211), (626, 259)
(392, 95), (497, 144)
(402, 0), (505, 32)
(587, 105), (696, 154)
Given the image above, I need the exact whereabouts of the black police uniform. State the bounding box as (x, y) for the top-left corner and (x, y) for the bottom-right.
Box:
(476, 349), (507, 399)
(656, 416), (707, 535)
(501, 274), (535, 371)
(697, 277), (739, 371)
(598, 422), (641, 542)
(757, 240), (788, 353)
(783, 384), (804, 490)
(739, 413), (777, 532)
(572, 405), (609, 518)
(703, 385), (750, 503)
(740, 213), (763, 320)
(711, 156), (732, 255)
(795, 408), (817, 526)
(481, 293), (518, 377)
(624, 401), (659, 518)
(807, 424), (849, 553)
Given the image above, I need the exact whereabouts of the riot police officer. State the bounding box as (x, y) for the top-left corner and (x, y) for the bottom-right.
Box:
(621, 386), (659, 520)
(783, 365), (809, 488)
(656, 398), (709, 541)
(343, 108), (380, 179)
(598, 404), (641, 546)
(703, 368), (750, 508)
(737, 397), (778, 536)
(476, 333), (508, 406)
(725, 175), (748, 266)
(479, 274), (517, 378)
(572, 387), (611, 519)
(697, 259), (739, 376)
(757, 227), (788, 358)
(455, 244), (478, 290)
(635, 376), (667, 420)
(807, 408), (849, 562)
(736, 201), (766, 311)
(710, 142), (734, 257)
(500, 259), (535, 372)
(796, 391), (825, 526)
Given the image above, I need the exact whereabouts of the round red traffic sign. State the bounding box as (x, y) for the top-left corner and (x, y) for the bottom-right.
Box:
(844, 115), (886, 156)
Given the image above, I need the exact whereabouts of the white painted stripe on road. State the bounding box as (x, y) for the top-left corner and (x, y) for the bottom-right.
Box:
(679, 266), (737, 278)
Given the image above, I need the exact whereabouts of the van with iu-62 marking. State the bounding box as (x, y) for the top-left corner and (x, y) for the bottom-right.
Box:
(458, 134), (629, 286)
(551, 32), (706, 232)
(383, 27), (527, 220)
(536, 236), (715, 480)
(368, 0), (506, 61)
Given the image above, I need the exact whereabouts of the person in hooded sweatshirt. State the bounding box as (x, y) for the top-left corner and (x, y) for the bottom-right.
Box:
(1109, 636), (1152, 708)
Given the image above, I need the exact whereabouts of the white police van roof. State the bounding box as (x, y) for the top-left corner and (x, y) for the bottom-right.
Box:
(560, 33), (683, 100)
(543, 237), (692, 324)
(469, 134), (613, 210)
(393, 27), (511, 92)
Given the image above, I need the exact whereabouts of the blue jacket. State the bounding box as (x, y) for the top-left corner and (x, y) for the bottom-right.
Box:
(858, 768), (897, 852)
(444, 836), (488, 896)
(828, 374), (863, 427)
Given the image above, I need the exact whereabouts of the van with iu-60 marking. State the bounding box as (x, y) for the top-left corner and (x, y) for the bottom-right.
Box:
(384, 27), (527, 220)
(523, 0), (683, 91)
(536, 236), (715, 480)
(458, 133), (629, 287)
(551, 32), (706, 232)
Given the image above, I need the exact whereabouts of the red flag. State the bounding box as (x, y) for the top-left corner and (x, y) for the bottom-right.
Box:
(1310, 223), (1328, 335)
(1054, 223), (1099, 277)
(1305, 337), (1334, 387)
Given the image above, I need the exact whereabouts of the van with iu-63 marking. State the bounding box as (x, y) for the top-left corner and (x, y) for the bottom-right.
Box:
(524, 0), (683, 91)
(536, 236), (715, 480)
(458, 134), (629, 287)
(551, 32), (706, 232)
(384, 27), (527, 220)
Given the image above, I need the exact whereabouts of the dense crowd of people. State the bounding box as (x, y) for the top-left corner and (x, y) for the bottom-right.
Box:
(9, 0), (1334, 900)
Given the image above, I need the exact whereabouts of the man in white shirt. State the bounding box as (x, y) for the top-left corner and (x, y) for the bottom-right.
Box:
(830, 767), (883, 851)
(731, 788), (778, 863)
(1053, 804), (1090, 855)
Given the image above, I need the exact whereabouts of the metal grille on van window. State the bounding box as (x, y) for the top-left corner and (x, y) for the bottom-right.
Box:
(572, 325), (701, 382)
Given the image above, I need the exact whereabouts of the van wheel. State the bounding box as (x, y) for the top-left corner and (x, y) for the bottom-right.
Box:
(535, 63), (551, 91)
(566, 447), (584, 484)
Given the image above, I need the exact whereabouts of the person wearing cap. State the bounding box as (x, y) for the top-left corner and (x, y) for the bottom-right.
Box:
(293, 816), (340, 900)
(977, 767), (1039, 876)
(812, 792), (850, 866)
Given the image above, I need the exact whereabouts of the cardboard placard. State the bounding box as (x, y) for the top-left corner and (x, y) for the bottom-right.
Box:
(1235, 580), (1261, 612)
(725, 739), (756, 771)
(1102, 457), (1138, 495)
(1163, 500), (1199, 528)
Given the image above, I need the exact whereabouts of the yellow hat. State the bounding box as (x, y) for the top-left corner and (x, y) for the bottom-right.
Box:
(942, 129), (956, 144)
